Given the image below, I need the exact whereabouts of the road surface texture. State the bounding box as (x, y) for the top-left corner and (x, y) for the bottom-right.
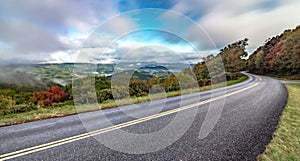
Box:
(0, 73), (288, 161)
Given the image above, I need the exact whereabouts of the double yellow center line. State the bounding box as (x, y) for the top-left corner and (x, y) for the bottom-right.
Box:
(0, 76), (261, 160)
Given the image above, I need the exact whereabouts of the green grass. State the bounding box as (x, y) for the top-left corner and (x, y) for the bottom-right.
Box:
(265, 74), (300, 80)
(0, 76), (248, 127)
(257, 84), (300, 161)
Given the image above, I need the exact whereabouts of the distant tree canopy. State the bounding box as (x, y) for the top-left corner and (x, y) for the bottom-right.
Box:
(247, 26), (300, 79)
(190, 38), (248, 86)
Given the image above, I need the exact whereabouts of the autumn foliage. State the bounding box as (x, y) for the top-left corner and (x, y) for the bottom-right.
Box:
(248, 25), (300, 78)
(30, 86), (69, 106)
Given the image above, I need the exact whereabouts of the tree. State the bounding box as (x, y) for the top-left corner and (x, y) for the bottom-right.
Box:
(192, 62), (210, 86)
(95, 76), (111, 91)
(220, 38), (248, 72)
(129, 79), (149, 97)
(72, 77), (97, 104)
(247, 25), (300, 79)
(175, 73), (198, 89)
(163, 76), (180, 92)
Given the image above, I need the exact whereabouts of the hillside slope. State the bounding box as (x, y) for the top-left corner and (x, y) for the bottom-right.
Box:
(247, 26), (300, 79)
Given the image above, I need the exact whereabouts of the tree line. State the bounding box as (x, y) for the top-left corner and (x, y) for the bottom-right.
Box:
(0, 37), (250, 115)
(247, 26), (300, 79)
(72, 38), (249, 104)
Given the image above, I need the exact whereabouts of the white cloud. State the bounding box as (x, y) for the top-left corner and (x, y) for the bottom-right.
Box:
(76, 47), (118, 64)
(99, 16), (139, 36)
(47, 50), (79, 64)
(199, 0), (300, 50)
(172, 0), (218, 18)
(158, 10), (218, 52)
(0, 0), (120, 64)
(173, 0), (300, 51)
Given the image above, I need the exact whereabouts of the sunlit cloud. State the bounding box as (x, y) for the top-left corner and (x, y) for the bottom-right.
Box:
(0, 0), (299, 64)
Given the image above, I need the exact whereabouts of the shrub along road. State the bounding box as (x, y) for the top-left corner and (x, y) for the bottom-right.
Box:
(0, 73), (288, 160)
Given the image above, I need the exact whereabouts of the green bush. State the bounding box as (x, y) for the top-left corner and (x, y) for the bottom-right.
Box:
(211, 73), (226, 84)
(226, 72), (243, 81)
(0, 95), (16, 115)
(0, 95), (37, 115)
(96, 89), (113, 103)
(9, 103), (37, 114)
(129, 79), (149, 97)
(111, 86), (130, 100)
(164, 76), (180, 92)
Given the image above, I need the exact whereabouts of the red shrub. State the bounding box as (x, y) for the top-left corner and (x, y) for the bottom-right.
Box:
(29, 86), (69, 106)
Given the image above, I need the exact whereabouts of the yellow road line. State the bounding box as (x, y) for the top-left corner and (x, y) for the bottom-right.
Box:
(0, 77), (261, 160)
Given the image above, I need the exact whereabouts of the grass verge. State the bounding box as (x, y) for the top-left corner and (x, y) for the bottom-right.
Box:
(265, 74), (300, 80)
(0, 76), (248, 127)
(257, 84), (300, 161)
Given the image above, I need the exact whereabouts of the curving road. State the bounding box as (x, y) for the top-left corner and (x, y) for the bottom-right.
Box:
(0, 73), (288, 161)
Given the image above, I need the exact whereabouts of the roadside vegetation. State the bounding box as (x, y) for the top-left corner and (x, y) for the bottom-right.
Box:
(0, 38), (249, 126)
(248, 26), (300, 79)
(258, 84), (300, 161)
(1, 25), (299, 127)
(0, 76), (247, 126)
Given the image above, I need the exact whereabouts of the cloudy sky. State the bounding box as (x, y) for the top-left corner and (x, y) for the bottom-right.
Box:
(0, 0), (299, 64)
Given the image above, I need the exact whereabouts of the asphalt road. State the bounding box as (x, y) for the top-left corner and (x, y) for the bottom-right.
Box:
(0, 73), (288, 161)
(280, 80), (300, 84)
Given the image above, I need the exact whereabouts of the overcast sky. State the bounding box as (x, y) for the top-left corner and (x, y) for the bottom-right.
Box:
(0, 0), (299, 64)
